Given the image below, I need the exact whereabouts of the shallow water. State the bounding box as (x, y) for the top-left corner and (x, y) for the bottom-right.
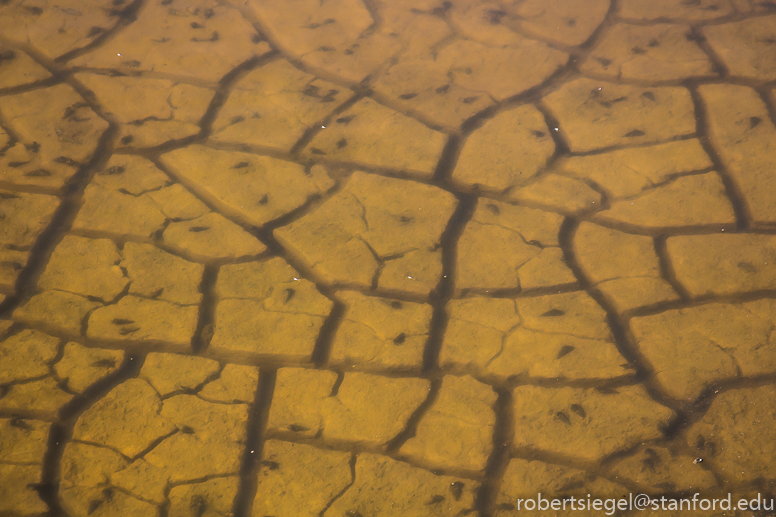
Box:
(1, 0), (776, 515)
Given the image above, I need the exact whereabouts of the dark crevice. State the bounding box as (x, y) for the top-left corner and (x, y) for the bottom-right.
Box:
(0, 122), (120, 317)
(558, 217), (683, 416)
(476, 387), (514, 517)
(422, 194), (477, 374)
(690, 25), (729, 78)
(289, 93), (363, 156)
(384, 378), (441, 452)
(37, 353), (144, 516)
(654, 236), (692, 300)
(431, 134), (461, 184)
(232, 368), (276, 517)
(198, 51), (280, 137)
(54, 0), (145, 64)
(311, 300), (347, 367)
(687, 86), (751, 230)
(191, 265), (219, 353)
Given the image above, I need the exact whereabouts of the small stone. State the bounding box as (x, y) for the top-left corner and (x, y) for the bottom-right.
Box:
(508, 174), (602, 214)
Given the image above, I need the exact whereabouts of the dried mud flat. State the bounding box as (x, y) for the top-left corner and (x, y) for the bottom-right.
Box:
(1, 0), (776, 515)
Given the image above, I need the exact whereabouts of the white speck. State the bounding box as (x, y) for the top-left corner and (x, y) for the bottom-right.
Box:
(721, 229), (725, 232)
(406, 276), (413, 279)
(553, 127), (559, 131)
(117, 53), (121, 56)
(321, 125), (326, 128)
(250, 450), (254, 454)
(293, 277), (300, 281)
(631, 202), (634, 205)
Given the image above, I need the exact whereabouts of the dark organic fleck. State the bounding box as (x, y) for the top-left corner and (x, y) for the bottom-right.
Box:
(390, 301), (403, 309)
(87, 26), (104, 37)
(252, 33), (262, 43)
(426, 495), (445, 505)
(641, 91), (656, 101)
(10, 417), (32, 430)
(261, 460), (280, 470)
(283, 288), (295, 304)
(230, 115), (245, 124)
(648, 38), (660, 47)
(91, 358), (117, 368)
(150, 287), (164, 298)
(750, 116), (762, 129)
(318, 46), (335, 51)
(555, 411), (572, 425)
(180, 425), (195, 434)
(595, 57), (612, 67)
(566, 18), (576, 26)
(258, 194), (269, 205)
(541, 309), (565, 317)
(87, 500), (103, 515)
(336, 138), (348, 149)
(625, 129), (645, 137)
(122, 59), (141, 68)
(189, 226), (210, 232)
(596, 386), (617, 394)
(120, 135), (134, 144)
(462, 96), (478, 104)
(190, 494), (206, 516)
(24, 6), (43, 15)
(343, 49), (354, 55)
(310, 148), (326, 155)
(8, 161), (27, 167)
(203, 7), (214, 18)
(532, 130), (546, 138)
(485, 203), (500, 215)
(399, 215), (413, 223)
(556, 345), (575, 359)
(737, 261), (757, 273)
(435, 84), (450, 94)
(486, 9), (507, 24)
(399, 92), (418, 100)
(336, 115), (354, 125)
(161, 0), (173, 5)
(393, 333), (406, 345)
(190, 21), (203, 28)
(288, 424), (310, 432)
(570, 403), (586, 418)
(631, 46), (646, 54)
(232, 161), (250, 169)
(54, 156), (78, 165)
(450, 481), (464, 501)
(25, 168), (51, 177)
(119, 326), (140, 335)
(111, 318), (135, 325)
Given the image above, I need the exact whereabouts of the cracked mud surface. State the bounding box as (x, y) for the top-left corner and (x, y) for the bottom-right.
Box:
(1, 0), (776, 515)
